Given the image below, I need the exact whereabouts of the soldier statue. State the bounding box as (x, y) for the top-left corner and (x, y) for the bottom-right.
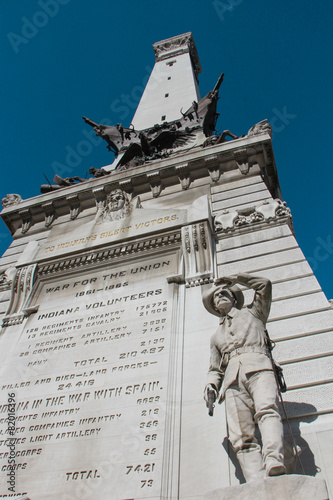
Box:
(203, 273), (287, 482)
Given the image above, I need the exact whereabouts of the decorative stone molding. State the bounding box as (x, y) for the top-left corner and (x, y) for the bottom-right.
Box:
(153, 32), (202, 77)
(19, 209), (32, 234)
(1, 193), (22, 208)
(214, 199), (292, 233)
(181, 222), (214, 287)
(42, 202), (55, 228)
(94, 189), (134, 223)
(93, 187), (107, 219)
(2, 264), (38, 327)
(258, 199), (291, 219)
(199, 222), (207, 250)
(184, 226), (191, 253)
(263, 143), (274, 174)
(0, 273), (9, 288)
(0, 267), (16, 291)
(37, 232), (182, 277)
(106, 189), (132, 221)
(147, 172), (163, 198)
(119, 179), (133, 193)
(208, 168), (221, 183)
(66, 195), (80, 220)
(186, 276), (214, 287)
(205, 156), (221, 182)
(175, 163), (191, 190)
(0, 136), (280, 236)
(234, 149), (249, 175)
(248, 119), (273, 139)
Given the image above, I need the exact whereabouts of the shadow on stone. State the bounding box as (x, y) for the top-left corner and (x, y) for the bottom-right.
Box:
(281, 402), (319, 476)
(222, 437), (246, 484)
(221, 401), (320, 482)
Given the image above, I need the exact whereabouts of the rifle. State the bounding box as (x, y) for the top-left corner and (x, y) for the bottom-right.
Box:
(82, 116), (100, 129)
(265, 329), (305, 473)
(213, 73), (224, 94)
(265, 329), (287, 392)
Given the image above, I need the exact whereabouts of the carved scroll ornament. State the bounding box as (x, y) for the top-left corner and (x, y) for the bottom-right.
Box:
(214, 199), (291, 233)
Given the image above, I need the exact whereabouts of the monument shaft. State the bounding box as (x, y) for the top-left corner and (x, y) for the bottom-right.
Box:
(0, 32), (332, 500)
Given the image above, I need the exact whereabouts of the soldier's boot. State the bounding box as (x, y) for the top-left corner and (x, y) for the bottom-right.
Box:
(236, 445), (265, 483)
(259, 414), (286, 476)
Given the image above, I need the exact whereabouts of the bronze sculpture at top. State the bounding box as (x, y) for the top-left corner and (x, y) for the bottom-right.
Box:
(82, 74), (238, 171)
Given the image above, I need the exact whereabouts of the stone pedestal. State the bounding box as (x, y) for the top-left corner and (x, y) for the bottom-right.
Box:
(204, 475), (329, 500)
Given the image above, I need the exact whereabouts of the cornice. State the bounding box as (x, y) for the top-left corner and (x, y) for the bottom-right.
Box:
(153, 32), (202, 76)
(0, 133), (279, 238)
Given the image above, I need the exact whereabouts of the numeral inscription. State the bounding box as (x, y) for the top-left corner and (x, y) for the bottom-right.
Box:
(126, 463), (155, 474)
(141, 479), (153, 488)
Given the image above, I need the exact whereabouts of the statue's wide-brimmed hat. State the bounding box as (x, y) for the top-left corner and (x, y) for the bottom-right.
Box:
(202, 284), (244, 317)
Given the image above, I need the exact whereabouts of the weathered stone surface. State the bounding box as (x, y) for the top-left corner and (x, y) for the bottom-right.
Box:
(204, 474), (329, 500)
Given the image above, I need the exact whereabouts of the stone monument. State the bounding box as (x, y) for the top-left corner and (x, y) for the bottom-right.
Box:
(0, 33), (331, 500)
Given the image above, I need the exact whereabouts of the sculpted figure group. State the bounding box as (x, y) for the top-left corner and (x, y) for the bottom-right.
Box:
(203, 273), (287, 482)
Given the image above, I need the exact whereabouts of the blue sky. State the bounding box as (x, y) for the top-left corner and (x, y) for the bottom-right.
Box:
(1, 1), (332, 298)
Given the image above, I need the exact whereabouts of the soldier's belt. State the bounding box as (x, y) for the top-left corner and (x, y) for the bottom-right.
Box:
(220, 346), (269, 367)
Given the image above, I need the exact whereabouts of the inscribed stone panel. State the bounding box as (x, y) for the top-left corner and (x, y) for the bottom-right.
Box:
(0, 253), (181, 499)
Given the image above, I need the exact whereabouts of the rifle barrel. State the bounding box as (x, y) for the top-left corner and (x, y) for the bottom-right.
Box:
(213, 73), (224, 93)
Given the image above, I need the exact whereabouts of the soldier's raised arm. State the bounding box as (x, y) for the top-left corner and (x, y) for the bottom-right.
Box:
(233, 273), (272, 323)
